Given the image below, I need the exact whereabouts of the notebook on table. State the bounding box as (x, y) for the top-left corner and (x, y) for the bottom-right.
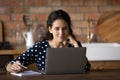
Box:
(44, 47), (87, 75)
(10, 70), (42, 76)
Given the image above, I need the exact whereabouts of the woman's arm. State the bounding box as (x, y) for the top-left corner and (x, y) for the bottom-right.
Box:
(6, 41), (43, 73)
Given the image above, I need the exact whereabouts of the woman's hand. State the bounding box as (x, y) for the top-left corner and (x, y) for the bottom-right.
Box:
(6, 61), (27, 73)
(63, 35), (79, 47)
(11, 61), (23, 72)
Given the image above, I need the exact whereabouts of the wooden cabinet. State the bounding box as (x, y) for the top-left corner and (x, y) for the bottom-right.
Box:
(90, 61), (120, 70)
(0, 50), (25, 69)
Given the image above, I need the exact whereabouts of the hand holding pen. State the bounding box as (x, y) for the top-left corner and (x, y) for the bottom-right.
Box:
(11, 61), (27, 73)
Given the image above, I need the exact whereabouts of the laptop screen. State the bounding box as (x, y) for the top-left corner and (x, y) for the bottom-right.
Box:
(45, 47), (87, 74)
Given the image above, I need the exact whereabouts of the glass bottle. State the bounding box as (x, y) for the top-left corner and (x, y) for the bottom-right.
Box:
(15, 24), (22, 49)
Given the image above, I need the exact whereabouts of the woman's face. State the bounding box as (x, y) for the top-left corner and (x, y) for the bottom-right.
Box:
(49, 19), (69, 43)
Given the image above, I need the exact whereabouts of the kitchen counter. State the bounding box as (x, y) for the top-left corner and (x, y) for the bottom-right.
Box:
(82, 43), (120, 61)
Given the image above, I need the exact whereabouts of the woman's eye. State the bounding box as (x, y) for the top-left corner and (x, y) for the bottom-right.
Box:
(63, 27), (68, 30)
(54, 27), (59, 30)
(63, 27), (67, 30)
(54, 26), (68, 31)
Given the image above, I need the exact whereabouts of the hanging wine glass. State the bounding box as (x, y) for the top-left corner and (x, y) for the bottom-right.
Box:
(87, 18), (94, 43)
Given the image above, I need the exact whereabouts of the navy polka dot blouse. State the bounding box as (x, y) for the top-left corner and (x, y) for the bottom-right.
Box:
(11, 40), (79, 70)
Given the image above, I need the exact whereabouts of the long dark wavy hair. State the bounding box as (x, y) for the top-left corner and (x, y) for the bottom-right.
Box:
(45, 9), (76, 40)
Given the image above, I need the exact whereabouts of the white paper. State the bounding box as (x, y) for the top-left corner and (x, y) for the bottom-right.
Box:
(10, 70), (42, 76)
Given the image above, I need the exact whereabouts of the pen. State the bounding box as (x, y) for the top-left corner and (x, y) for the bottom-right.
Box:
(19, 64), (28, 69)
(11, 61), (28, 69)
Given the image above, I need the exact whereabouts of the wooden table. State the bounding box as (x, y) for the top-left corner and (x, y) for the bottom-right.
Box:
(0, 70), (120, 80)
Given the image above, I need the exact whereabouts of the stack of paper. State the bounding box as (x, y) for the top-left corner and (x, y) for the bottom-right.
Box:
(10, 70), (42, 76)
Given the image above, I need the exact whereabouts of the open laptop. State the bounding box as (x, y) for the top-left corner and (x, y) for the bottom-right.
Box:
(42, 47), (87, 75)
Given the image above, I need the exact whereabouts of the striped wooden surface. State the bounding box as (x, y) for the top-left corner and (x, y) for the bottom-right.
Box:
(96, 11), (120, 43)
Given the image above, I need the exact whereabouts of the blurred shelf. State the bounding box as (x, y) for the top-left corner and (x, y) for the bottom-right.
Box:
(0, 49), (25, 55)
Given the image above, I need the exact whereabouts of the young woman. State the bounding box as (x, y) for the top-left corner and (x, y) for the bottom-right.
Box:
(6, 9), (91, 73)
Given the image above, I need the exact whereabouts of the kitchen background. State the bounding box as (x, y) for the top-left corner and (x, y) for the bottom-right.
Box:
(0, 0), (120, 48)
(0, 0), (120, 70)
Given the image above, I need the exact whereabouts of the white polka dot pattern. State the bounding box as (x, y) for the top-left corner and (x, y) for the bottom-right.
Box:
(12, 40), (50, 70)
